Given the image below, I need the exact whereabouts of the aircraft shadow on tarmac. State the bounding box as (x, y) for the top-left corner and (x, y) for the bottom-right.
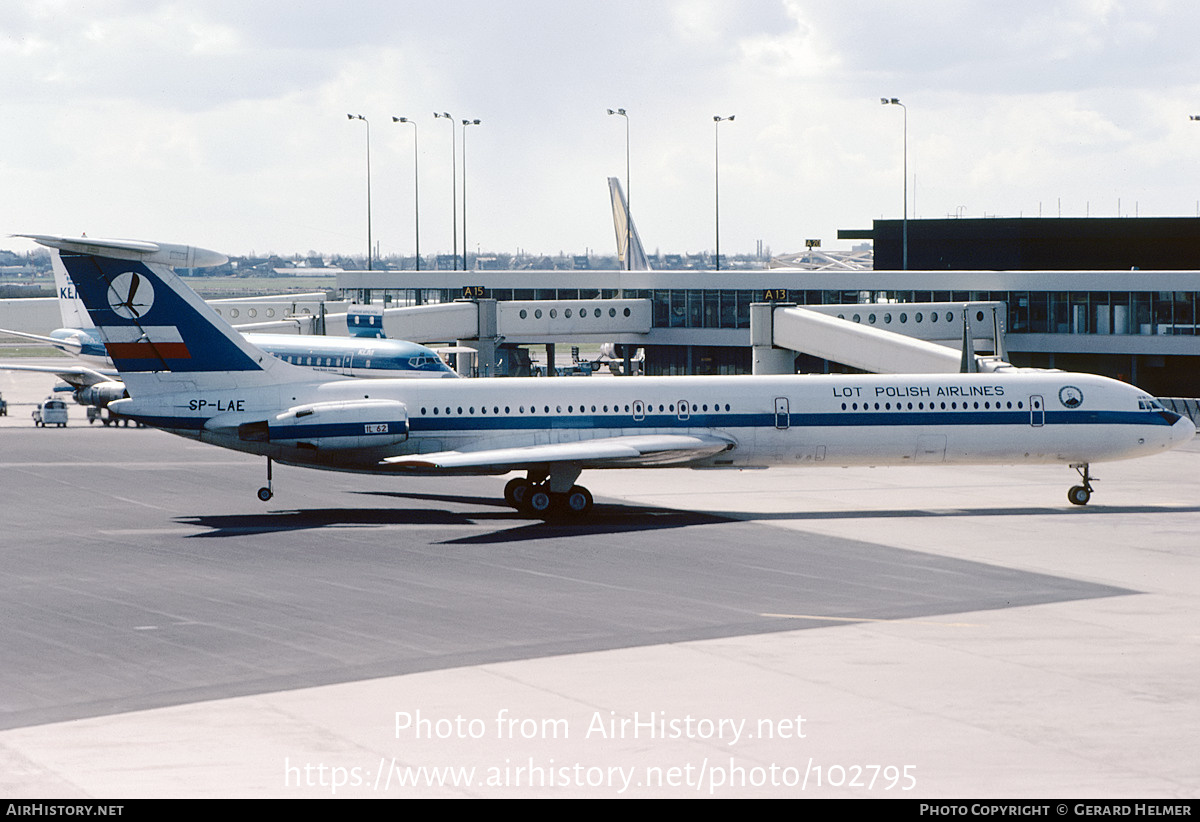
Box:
(173, 488), (1200, 542)
(175, 492), (731, 543)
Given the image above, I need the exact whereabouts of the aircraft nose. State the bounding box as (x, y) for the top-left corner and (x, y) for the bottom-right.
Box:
(1172, 412), (1196, 444)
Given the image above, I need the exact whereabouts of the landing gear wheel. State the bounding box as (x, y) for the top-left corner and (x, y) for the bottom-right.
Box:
(257, 487), (273, 502)
(1068, 463), (1095, 506)
(504, 478), (531, 509)
(524, 489), (553, 517)
(562, 485), (593, 517)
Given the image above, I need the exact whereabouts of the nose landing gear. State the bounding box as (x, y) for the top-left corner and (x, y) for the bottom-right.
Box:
(1067, 463), (1095, 506)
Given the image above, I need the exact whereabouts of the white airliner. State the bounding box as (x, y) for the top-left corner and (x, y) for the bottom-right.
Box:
(28, 233), (1195, 517)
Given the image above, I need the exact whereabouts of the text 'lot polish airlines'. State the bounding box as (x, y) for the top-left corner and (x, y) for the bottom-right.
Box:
(0, 237), (456, 406)
(29, 233), (1194, 517)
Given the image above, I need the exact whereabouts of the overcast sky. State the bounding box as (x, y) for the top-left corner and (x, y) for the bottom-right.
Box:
(3, 1), (1200, 260)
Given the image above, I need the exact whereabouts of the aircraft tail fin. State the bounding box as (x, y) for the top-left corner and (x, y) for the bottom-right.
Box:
(347, 304), (387, 338)
(24, 235), (304, 395)
(607, 177), (650, 270)
(50, 252), (94, 330)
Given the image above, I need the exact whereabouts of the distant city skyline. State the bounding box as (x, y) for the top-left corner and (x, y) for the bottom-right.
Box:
(0, 243), (788, 275)
(4, 2), (1200, 259)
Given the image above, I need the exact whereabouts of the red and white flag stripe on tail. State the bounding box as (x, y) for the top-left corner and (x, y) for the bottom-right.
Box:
(101, 326), (191, 361)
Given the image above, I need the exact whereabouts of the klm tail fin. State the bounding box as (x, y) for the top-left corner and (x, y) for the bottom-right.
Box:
(347, 303), (387, 338)
(20, 235), (303, 394)
(607, 177), (650, 271)
(50, 252), (94, 330)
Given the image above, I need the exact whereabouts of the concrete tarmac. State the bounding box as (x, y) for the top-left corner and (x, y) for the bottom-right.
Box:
(0, 365), (1197, 797)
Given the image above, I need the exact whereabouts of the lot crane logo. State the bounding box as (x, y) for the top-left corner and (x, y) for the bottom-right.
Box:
(1059, 385), (1084, 408)
(106, 271), (154, 320)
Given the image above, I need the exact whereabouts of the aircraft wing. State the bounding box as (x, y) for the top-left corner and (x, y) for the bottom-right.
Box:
(382, 433), (734, 473)
(0, 328), (64, 347)
(0, 362), (118, 389)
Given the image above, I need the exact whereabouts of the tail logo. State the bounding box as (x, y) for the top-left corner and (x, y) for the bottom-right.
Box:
(106, 271), (154, 320)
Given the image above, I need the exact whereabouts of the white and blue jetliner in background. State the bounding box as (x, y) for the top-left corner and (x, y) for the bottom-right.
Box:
(1, 236), (456, 412)
(25, 233), (1194, 517)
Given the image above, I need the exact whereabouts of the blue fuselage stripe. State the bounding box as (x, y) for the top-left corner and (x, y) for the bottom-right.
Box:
(128, 409), (1172, 436)
(405, 409), (1167, 434)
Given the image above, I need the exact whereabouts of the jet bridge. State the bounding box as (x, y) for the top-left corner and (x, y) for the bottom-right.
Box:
(342, 298), (653, 376)
(344, 298), (651, 342)
(209, 293), (349, 335)
(752, 302), (1009, 375)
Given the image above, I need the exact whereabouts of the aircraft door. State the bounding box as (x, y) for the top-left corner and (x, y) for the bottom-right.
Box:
(1029, 395), (1045, 427)
(916, 434), (947, 463)
(632, 400), (645, 422)
(775, 397), (790, 430)
(677, 400), (690, 421)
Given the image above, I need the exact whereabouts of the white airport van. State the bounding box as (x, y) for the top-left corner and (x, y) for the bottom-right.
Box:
(32, 397), (69, 427)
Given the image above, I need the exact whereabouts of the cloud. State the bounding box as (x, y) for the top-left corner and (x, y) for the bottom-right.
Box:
(3, 1), (1200, 256)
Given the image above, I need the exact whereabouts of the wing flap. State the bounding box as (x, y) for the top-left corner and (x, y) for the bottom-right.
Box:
(382, 433), (734, 473)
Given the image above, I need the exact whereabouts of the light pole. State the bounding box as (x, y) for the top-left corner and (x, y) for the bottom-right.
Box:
(392, 116), (420, 270)
(1192, 116), (1200, 217)
(607, 108), (630, 270)
(714, 114), (734, 270)
(434, 112), (456, 269)
(461, 119), (481, 271)
(881, 97), (907, 270)
(347, 113), (372, 270)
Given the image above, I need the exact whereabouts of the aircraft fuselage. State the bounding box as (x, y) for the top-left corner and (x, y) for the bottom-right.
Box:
(112, 370), (1191, 473)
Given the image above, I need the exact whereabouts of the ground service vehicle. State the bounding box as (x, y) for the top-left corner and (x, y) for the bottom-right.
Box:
(33, 397), (68, 427)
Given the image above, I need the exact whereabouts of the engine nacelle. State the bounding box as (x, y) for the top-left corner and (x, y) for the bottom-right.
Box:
(74, 381), (129, 408)
(237, 399), (409, 450)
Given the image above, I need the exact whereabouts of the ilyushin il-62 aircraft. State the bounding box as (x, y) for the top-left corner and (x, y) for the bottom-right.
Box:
(24, 233), (1194, 518)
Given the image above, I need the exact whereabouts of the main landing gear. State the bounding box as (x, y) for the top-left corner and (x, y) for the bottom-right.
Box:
(503, 466), (593, 518)
(1067, 463), (1095, 506)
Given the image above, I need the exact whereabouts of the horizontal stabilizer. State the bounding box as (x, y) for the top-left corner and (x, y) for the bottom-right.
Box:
(13, 234), (227, 268)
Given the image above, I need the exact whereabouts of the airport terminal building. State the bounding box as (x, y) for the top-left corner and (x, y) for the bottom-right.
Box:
(2, 218), (1196, 395)
(337, 261), (1200, 396)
